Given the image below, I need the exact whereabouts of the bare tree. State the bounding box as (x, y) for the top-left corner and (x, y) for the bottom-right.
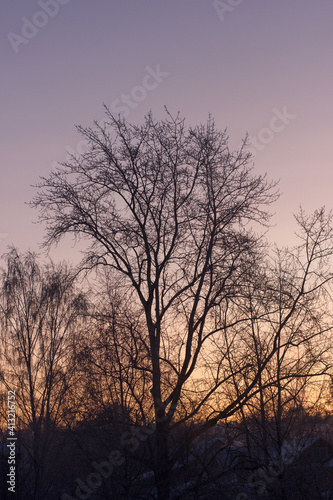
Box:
(31, 108), (283, 498)
(75, 274), (153, 423)
(226, 208), (333, 498)
(0, 248), (87, 499)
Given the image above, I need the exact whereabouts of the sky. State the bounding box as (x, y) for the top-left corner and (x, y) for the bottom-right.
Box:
(1, 0), (332, 263)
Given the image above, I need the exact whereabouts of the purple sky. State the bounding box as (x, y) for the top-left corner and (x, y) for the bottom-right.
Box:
(1, 0), (332, 262)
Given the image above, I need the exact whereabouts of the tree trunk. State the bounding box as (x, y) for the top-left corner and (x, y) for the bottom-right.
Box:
(154, 420), (170, 500)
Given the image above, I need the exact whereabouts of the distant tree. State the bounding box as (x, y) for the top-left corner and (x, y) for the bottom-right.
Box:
(229, 209), (333, 498)
(75, 274), (151, 427)
(0, 248), (87, 500)
(243, 209), (333, 440)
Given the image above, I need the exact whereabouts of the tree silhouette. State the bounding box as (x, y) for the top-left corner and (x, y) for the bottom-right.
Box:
(31, 108), (284, 499)
(0, 248), (87, 499)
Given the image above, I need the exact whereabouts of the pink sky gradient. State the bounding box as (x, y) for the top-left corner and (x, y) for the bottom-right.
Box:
(1, 0), (332, 263)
